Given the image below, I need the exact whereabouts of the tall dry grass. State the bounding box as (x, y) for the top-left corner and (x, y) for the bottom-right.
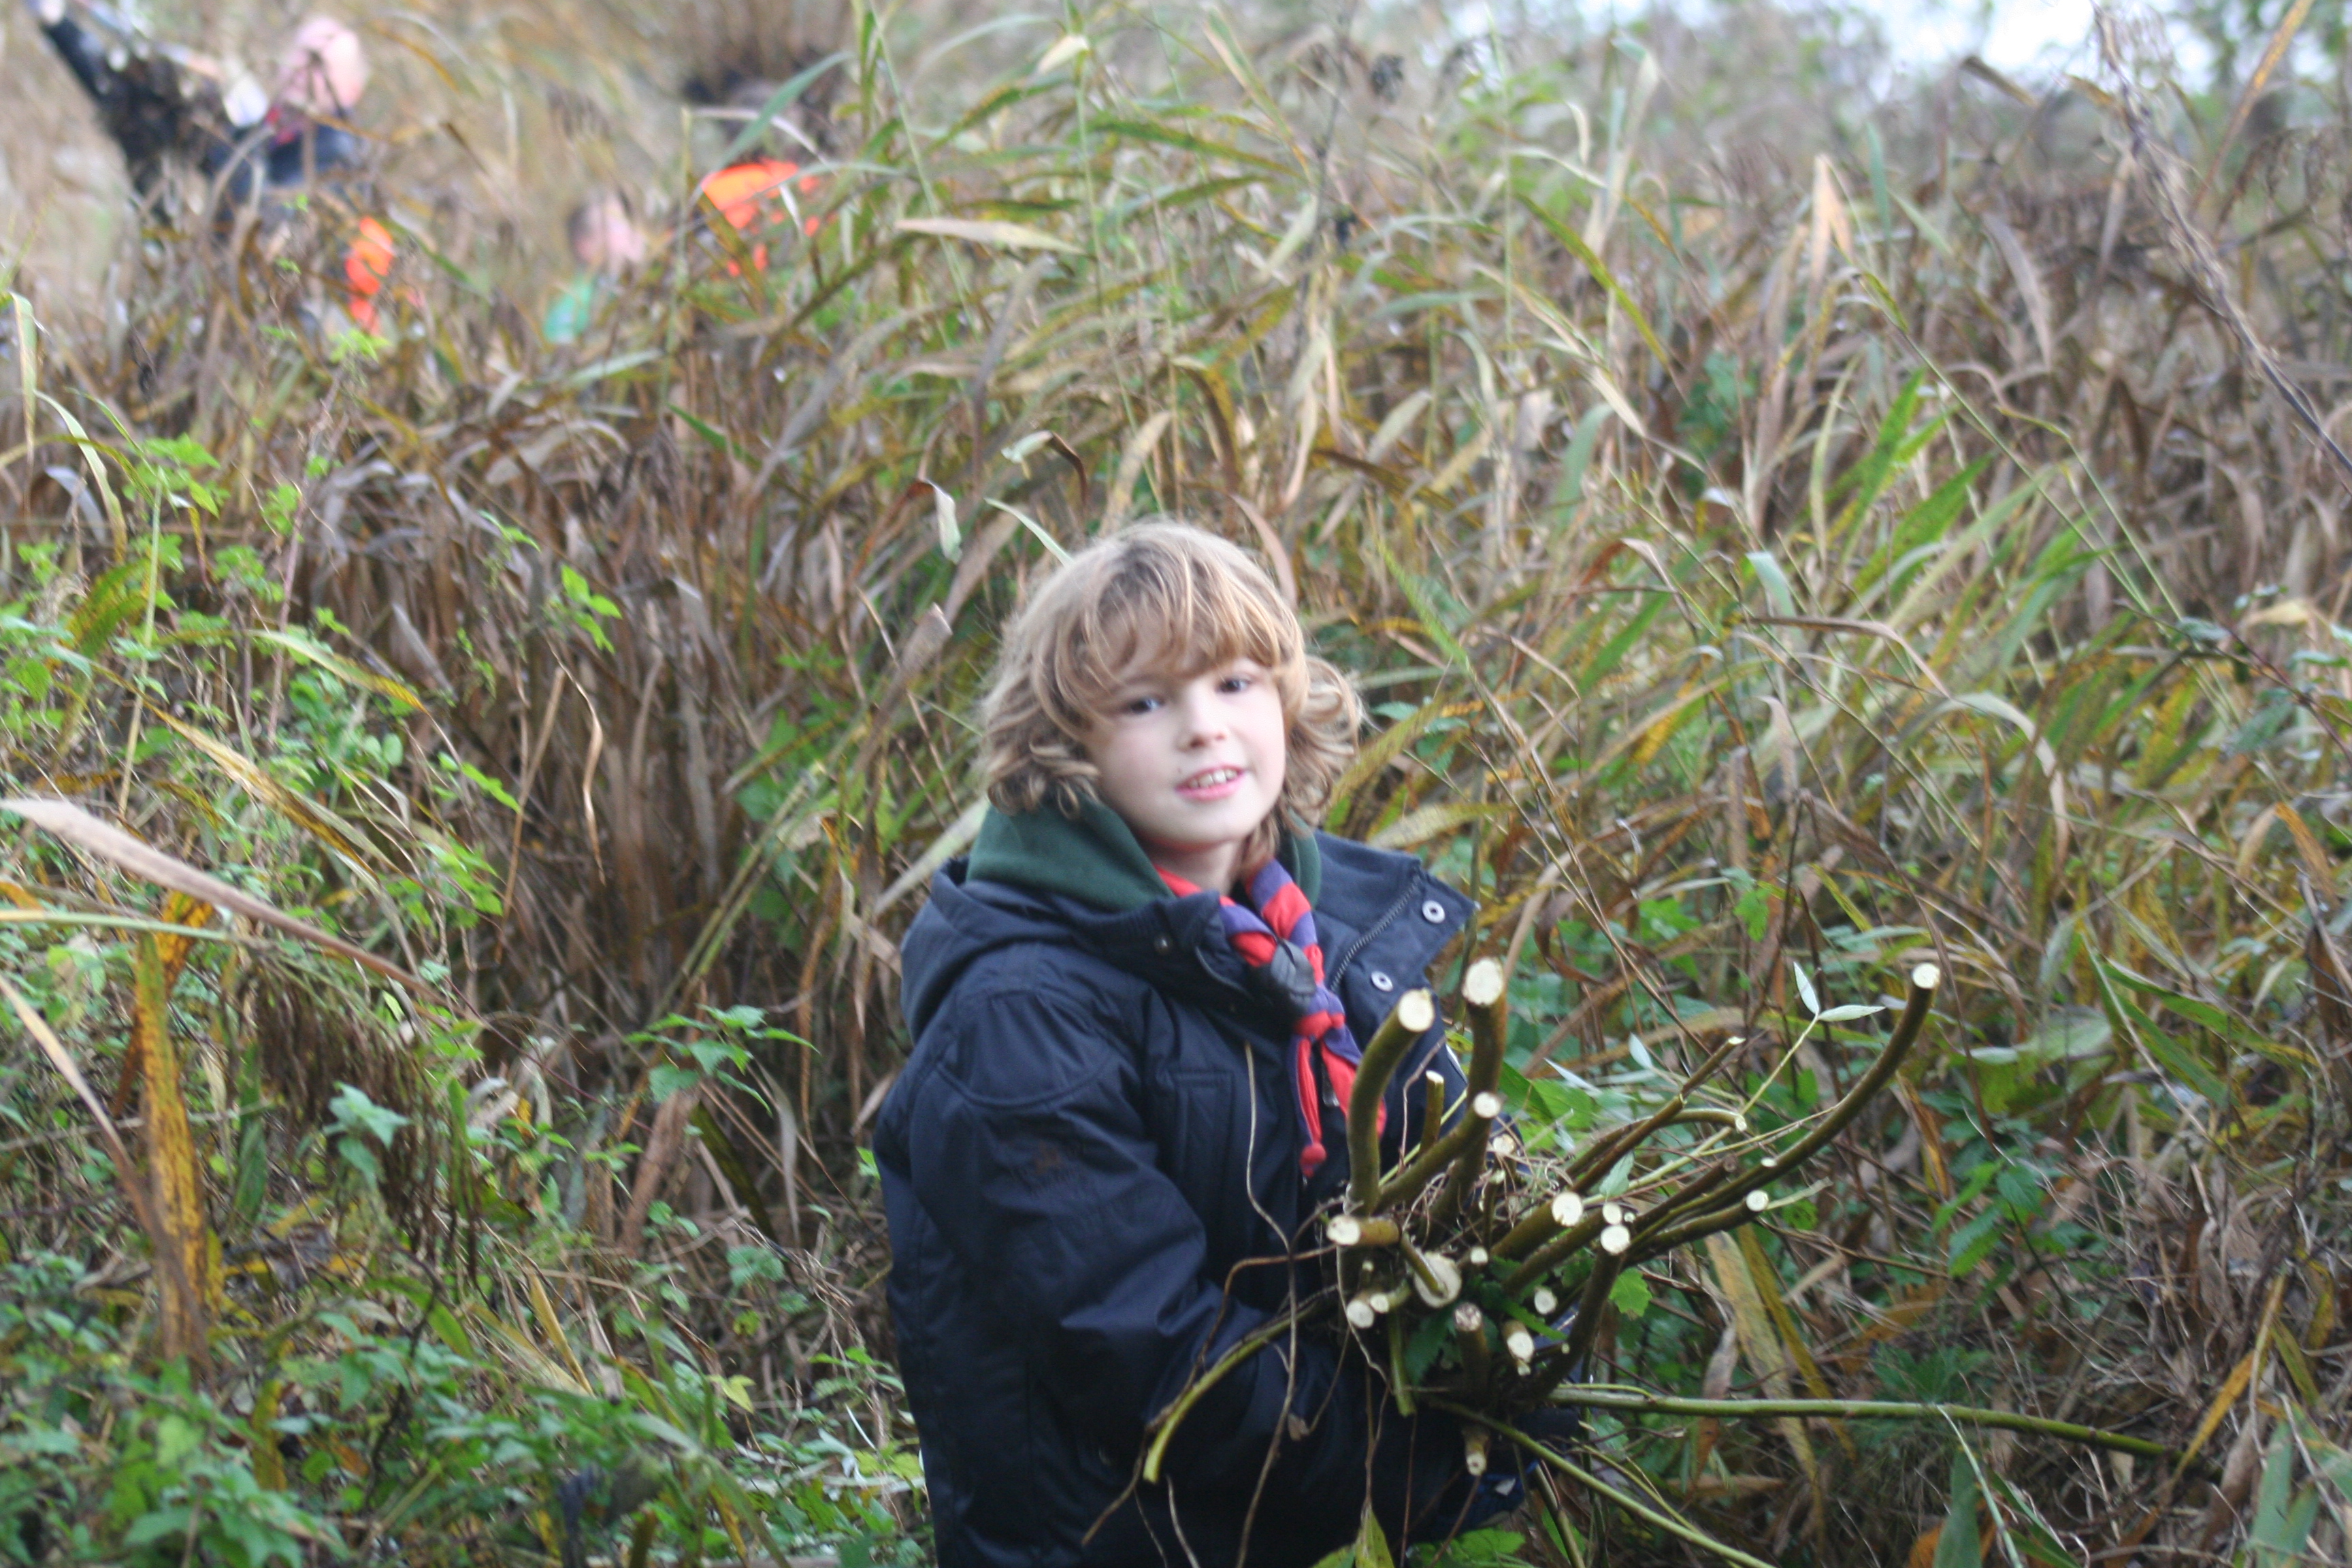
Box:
(3, 0), (2352, 1562)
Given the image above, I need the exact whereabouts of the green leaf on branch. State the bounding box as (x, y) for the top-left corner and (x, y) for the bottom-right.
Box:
(1946, 1207), (2004, 1277)
(650, 1065), (702, 1102)
(1404, 1310), (1453, 1382)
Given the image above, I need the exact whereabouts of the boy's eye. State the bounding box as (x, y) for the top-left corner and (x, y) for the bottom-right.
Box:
(1122, 694), (1162, 715)
(1219, 674), (1253, 693)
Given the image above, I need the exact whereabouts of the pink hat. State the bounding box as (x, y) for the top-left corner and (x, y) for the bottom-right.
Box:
(276, 16), (369, 116)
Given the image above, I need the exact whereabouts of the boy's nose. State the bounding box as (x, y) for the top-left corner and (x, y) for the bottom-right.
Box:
(1175, 689), (1226, 744)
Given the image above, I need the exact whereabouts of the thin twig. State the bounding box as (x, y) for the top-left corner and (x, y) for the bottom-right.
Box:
(1437, 1405), (1778, 1568)
(1535, 1387), (2189, 1466)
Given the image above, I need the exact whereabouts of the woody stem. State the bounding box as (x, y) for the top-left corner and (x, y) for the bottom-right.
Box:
(1347, 989), (1433, 1215)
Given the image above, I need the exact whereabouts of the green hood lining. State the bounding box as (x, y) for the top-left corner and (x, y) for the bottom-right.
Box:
(966, 799), (1322, 910)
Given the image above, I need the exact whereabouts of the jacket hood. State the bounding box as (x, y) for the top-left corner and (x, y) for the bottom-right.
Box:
(904, 806), (1398, 1045)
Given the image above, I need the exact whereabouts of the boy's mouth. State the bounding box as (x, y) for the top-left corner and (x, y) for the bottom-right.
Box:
(1177, 766), (1245, 799)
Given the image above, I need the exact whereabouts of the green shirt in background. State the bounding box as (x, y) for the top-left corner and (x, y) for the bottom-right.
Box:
(542, 274), (604, 344)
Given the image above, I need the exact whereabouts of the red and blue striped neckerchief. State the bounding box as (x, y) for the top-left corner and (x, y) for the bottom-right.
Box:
(1158, 859), (1383, 1179)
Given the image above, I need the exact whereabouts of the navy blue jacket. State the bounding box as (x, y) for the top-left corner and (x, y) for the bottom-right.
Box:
(876, 806), (1481, 1568)
(43, 17), (361, 208)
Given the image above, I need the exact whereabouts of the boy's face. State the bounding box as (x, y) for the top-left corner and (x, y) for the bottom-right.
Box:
(577, 203), (647, 272)
(1085, 650), (1287, 892)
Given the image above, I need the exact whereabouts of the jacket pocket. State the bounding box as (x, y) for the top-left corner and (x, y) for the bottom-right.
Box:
(1152, 1072), (1241, 1194)
(1156, 1068), (1240, 1212)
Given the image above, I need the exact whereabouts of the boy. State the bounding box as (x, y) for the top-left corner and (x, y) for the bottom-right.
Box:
(875, 523), (1512, 1567)
(544, 192), (647, 344)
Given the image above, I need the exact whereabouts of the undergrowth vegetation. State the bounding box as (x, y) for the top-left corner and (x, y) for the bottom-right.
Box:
(3, 1), (2352, 1563)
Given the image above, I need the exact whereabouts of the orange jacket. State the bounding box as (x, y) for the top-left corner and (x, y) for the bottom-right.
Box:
(698, 159), (822, 271)
(344, 216), (394, 331)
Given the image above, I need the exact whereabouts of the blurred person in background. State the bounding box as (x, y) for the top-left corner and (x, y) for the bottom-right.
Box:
(342, 214), (395, 332)
(27, 3), (396, 335)
(265, 14), (396, 335)
(24, 3), (372, 211)
(544, 191), (647, 344)
(681, 29), (838, 278)
(259, 13), (370, 195)
(696, 156), (820, 274)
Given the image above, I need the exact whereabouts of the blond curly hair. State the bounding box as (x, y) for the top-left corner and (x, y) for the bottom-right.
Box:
(981, 521), (1361, 873)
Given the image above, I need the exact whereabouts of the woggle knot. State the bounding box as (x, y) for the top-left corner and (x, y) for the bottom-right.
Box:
(1248, 937), (1323, 1019)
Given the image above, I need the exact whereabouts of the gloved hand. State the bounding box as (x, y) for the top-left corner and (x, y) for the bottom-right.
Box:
(1460, 1403), (1585, 1526)
(1443, 1303), (1589, 1531)
(1503, 1403), (1586, 1460)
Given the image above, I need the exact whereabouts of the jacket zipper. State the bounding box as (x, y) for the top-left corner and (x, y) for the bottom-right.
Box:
(1328, 879), (1420, 987)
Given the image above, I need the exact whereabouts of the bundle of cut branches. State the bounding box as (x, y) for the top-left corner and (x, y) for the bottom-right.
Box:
(1146, 956), (1940, 1483)
(1145, 953), (2198, 1567)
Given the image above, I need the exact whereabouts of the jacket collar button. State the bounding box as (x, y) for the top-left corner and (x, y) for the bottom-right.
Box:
(1369, 970), (1394, 992)
(1420, 899), (1448, 923)
(1153, 934), (1173, 954)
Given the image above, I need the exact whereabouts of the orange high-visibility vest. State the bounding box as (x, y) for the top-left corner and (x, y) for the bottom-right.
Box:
(344, 216), (394, 331)
(698, 159), (822, 271)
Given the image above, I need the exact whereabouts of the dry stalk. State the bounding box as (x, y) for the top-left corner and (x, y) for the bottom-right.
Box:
(2095, 7), (2352, 495)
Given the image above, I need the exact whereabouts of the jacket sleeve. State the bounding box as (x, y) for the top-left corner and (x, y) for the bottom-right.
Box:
(40, 17), (212, 197)
(899, 983), (1467, 1531)
(42, 18), (116, 104)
